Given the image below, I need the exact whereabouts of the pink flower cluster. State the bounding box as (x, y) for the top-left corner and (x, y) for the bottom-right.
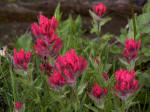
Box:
(14, 102), (22, 111)
(49, 49), (87, 88)
(40, 62), (53, 76)
(103, 73), (109, 80)
(13, 49), (32, 70)
(49, 70), (67, 88)
(93, 3), (107, 16)
(123, 38), (141, 63)
(91, 83), (108, 99)
(114, 69), (140, 100)
(31, 14), (62, 59)
(31, 15), (58, 38)
(95, 59), (99, 64)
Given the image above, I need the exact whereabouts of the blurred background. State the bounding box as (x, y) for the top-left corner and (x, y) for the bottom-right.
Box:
(0, 0), (147, 46)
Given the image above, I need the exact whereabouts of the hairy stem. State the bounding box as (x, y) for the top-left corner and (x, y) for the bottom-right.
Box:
(129, 0), (137, 40)
(10, 67), (16, 108)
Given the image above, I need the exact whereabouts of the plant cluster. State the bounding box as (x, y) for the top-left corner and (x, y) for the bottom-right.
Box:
(0, 1), (150, 112)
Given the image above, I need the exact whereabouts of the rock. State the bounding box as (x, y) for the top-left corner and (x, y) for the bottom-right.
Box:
(0, 0), (147, 45)
(133, 0), (147, 6)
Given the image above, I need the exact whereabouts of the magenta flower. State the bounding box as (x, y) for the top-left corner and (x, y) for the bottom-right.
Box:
(95, 59), (99, 65)
(93, 3), (107, 16)
(91, 83), (108, 99)
(49, 49), (87, 89)
(13, 48), (32, 70)
(123, 38), (141, 63)
(103, 73), (109, 80)
(31, 14), (62, 58)
(54, 49), (87, 85)
(114, 69), (140, 100)
(49, 70), (67, 88)
(14, 102), (22, 111)
(34, 39), (48, 58)
(31, 14), (58, 38)
(34, 36), (62, 59)
(40, 62), (53, 76)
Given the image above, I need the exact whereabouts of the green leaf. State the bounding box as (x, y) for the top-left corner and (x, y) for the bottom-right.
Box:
(142, 47), (150, 56)
(99, 17), (111, 27)
(143, 0), (150, 13)
(143, 2), (150, 13)
(100, 33), (113, 42)
(119, 28), (128, 44)
(90, 19), (99, 35)
(89, 10), (100, 21)
(118, 58), (129, 66)
(60, 90), (70, 98)
(137, 12), (150, 27)
(139, 72), (150, 87)
(15, 33), (32, 52)
(77, 83), (87, 96)
(137, 88), (150, 104)
(54, 3), (62, 24)
(84, 104), (98, 112)
(110, 45), (121, 54)
(16, 77), (33, 87)
(75, 16), (82, 35)
(14, 69), (28, 76)
(104, 64), (112, 73)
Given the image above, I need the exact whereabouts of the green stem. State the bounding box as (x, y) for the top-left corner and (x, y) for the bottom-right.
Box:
(129, 0), (137, 40)
(34, 56), (45, 112)
(10, 67), (16, 106)
(35, 89), (44, 112)
(74, 88), (78, 112)
(121, 100), (126, 112)
(127, 60), (135, 70)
